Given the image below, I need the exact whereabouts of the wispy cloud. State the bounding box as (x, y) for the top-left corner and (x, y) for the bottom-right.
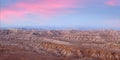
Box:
(1, 0), (120, 25)
(106, 0), (120, 6)
(1, 0), (82, 21)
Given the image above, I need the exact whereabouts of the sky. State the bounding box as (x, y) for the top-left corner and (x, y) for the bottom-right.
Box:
(0, 0), (120, 30)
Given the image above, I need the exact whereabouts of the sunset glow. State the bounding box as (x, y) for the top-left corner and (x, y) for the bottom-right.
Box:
(0, 0), (120, 29)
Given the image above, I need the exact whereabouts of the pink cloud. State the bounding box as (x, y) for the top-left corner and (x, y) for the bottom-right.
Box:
(0, 0), (82, 22)
(106, 0), (120, 6)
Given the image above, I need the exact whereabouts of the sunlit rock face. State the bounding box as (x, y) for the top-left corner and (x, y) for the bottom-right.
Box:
(0, 29), (120, 60)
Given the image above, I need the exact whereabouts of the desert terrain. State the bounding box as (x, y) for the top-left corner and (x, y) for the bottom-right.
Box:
(0, 29), (120, 60)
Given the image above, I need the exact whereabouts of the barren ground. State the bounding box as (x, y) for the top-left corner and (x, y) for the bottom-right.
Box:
(0, 29), (120, 60)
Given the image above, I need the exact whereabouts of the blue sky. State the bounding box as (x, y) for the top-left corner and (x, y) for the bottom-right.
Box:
(0, 0), (120, 29)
